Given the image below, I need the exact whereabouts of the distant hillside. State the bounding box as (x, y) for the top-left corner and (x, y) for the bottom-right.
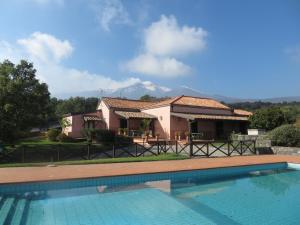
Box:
(53, 82), (300, 103)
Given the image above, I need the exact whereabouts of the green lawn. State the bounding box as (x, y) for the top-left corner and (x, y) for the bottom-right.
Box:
(0, 153), (188, 168)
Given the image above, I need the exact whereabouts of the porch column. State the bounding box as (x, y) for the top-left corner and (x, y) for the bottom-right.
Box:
(127, 118), (130, 135)
(187, 119), (193, 142)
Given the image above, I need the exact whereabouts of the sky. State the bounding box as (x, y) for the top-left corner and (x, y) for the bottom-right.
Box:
(0, 0), (299, 98)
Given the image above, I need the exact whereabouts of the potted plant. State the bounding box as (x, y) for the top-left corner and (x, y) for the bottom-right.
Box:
(185, 131), (191, 142)
(118, 128), (123, 135)
(155, 133), (160, 141)
(144, 130), (150, 142)
(175, 131), (181, 141)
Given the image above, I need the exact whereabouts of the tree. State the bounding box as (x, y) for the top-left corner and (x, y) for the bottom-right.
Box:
(0, 60), (51, 142)
(140, 95), (157, 101)
(249, 107), (287, 131)
(54, 97), (98, 118)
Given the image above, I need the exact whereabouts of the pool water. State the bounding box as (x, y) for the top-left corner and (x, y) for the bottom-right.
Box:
(1, 163), (300, 225)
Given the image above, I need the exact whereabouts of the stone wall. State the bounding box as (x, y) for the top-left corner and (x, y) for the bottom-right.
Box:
(271, 146), (300, 155)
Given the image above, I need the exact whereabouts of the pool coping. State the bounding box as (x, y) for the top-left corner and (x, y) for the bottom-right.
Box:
(0, 155), (300, 185)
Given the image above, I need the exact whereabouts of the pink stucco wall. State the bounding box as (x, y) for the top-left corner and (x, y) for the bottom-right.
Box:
(63, 111), (105, 138)
(170, 116), (189, 139)
(142, 106), (171, 139)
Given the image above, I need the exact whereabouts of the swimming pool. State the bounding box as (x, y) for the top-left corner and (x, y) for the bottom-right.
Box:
(1, 162), (300, 225)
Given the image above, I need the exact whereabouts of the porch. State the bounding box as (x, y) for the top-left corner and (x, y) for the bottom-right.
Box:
(171, 112), (249, 141)
(114, 111), (157, 137)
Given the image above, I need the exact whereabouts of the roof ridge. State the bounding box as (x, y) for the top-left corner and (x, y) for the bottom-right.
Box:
(178, 95), (215, 100)
(101, 96), (157, 103)
(170, 95), (184, 104)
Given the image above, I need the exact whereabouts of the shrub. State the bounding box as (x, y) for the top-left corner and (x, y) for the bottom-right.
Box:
(46, 129), (60, 141)
(269, 124), (300, 147)
(115, 135), (133, 145)
(249, 107), (286, 131)
(81, 128), (94, 142)
(93, 129), (115, 143)
(57, 133), (75, 142)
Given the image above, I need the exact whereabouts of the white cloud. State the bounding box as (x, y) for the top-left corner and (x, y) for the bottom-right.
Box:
(145, 15), (207, 56)
(17, 32), (73, 63)
(285, 46), (300, 63)
(0, 32), (144, 95)
(142, 81), (171, 92)
(125, 15), (207, 77)
(126, 54), (191, 77)
(91, 0), (131, 31)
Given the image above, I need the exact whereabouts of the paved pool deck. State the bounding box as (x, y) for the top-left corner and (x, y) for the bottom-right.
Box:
(1, 155), (300, 184)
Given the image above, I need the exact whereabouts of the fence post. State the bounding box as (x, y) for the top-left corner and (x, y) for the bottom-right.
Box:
(87, 143), (90, 160)
(240, 141), (243, 155)
(157, 141), (160, 155)
(254, 140), (257, 155)
(22, 145), (25, 163)
(206, 143), (209, 157)
(189, 138), (193, 157)
(57, 145), (60, 161)
(175, 141), (178, 155)
(135, 143), (138, 157)
(113, 144), (115, 158)
(227, 142), (230, 156)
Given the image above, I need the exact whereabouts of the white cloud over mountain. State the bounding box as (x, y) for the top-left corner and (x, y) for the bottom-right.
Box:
(0, 32), (144, 95)
(126, 15), (207, 77)
(126, 53), (191, 77)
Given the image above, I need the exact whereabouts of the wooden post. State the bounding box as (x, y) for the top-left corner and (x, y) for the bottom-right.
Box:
(206, 143), (209, 157)
(57, 145), (60, 161)
(113, 144), (115, 158)
(135, 143), (138, 157)
(189, 138), (193, 157)
(227, 142), (230, 156)
(22, 145), (25, 163)
(87, 143), (90, 160)
(240, 141), (243, 155)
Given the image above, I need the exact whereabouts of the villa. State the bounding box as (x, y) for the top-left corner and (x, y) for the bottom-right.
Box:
(63, 95), (252, 140)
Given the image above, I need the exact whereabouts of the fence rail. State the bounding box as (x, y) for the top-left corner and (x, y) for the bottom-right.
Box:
(0, 140), (257, 164)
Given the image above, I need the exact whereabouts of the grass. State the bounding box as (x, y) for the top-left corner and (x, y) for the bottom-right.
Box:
(0, 153), (188, 168)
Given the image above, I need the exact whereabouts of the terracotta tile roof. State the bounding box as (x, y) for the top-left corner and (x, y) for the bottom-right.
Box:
(233, 109), (253, 116)
(171, 112), (249, 121)
(101, 97), (154, 110)
(143, 95), (230, 110)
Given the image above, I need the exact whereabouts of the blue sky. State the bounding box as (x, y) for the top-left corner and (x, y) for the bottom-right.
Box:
(0, 0), (299, 98)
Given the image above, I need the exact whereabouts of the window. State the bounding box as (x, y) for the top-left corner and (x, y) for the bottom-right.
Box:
(190, 121), (198, 133)
(120, 119), (128, 129)
(85, 121), (95, 129)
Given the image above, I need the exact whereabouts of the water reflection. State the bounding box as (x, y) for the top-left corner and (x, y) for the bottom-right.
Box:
(250, 169), (300, 196)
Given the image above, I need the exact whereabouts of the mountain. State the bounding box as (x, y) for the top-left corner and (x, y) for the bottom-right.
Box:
(54, 82), (300, 103)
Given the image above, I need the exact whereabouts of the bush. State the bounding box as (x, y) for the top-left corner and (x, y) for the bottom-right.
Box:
(57, 133), (75, 142)
(115, 135), (133, 145)
(81, 128), (94, 142)
(269, 124), (300, 147)
(93, 129), (115, 143)
(250, 107), (286, 131)
(46, 129), (60, 141)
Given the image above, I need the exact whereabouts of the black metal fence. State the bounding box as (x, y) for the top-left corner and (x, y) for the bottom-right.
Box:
(0, 140), (256, 164)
